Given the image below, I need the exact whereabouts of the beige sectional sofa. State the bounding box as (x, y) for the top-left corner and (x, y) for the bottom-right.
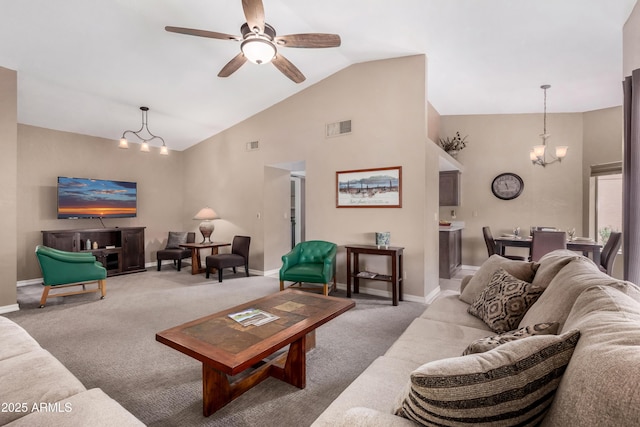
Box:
(312, 250), (640, 426)
(0, 316), (142, 426)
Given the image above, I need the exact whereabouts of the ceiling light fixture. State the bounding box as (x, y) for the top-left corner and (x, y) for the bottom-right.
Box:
(530, 85), (568, 166)
(240, 23), (277, 65)
(119, 106), (168, 155)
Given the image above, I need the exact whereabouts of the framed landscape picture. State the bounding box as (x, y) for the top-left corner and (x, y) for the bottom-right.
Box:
(336, 166), (402, 208)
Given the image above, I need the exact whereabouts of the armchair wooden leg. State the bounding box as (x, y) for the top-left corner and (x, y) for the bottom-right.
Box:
(323, 284), (328, 296)
(39, 286), (51, 308)
(157, 260), (161, 271)
(206, 267), (210, 279)
(280, 280), (285, 291)
(99, 279), (106, 299)
(245, 263), (250, 277)
(332, 275), (337, 292)
(177, 259), (182, 272)
(218, 268), (223, 282)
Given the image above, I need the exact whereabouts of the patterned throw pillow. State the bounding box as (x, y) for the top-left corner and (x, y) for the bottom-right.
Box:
(166, 231), (188, 249)
(468, 268), (545, 333)
(395, 329), (581, 427)
(462, 322), (559, 355)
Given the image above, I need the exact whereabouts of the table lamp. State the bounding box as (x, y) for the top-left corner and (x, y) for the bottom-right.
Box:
(193, 207), (219, 244)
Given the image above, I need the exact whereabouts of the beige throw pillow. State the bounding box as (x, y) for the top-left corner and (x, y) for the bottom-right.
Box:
(462, 322), (559, 355)
(459, 255), (539, 304)
(395, 330), (581, 427)
(468, 268), (545, 333)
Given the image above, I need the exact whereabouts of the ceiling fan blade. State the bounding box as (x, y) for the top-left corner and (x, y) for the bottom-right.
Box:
(165, 26), (240, 41)
(272, 54), (306, 84)
(218, 53), (248, 77)
(275, 33), (341, 48)
(242, 0), (265, 34)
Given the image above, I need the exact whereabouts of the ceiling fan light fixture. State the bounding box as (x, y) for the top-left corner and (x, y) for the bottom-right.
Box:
(241, 38), (276, 64)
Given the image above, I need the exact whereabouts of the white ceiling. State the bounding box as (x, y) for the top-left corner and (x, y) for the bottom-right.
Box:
(0, 0), (636, 152)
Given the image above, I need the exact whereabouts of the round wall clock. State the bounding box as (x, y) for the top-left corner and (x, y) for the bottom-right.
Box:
(491, 173), (524, 200)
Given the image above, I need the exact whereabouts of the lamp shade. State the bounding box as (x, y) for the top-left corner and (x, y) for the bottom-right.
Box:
(194, 207), (219, 220)
(533, 145), (546, 158)
(555, 146), (569, 158)
(241, 39), (276, 64)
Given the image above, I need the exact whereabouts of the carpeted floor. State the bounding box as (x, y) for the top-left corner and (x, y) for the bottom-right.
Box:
(5, 269), (427, 426)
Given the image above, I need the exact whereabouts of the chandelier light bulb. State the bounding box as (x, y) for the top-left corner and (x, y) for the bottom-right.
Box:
(118, 137), (129, 149)
(140, 142), (150, 152)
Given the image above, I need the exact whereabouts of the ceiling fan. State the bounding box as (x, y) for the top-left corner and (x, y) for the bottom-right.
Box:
(165, 0), (341, 84)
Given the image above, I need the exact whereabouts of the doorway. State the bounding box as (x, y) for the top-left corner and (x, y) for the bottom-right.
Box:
(291, 174), (306, 248)
(268, 161), (306, 250)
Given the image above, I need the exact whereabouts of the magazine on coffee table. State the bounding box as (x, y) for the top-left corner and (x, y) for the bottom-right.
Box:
(228, 308), (279, 326)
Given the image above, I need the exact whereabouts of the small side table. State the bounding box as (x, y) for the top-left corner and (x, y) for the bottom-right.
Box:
(345, 245), (404, 306)
(179, 242), (231, 275)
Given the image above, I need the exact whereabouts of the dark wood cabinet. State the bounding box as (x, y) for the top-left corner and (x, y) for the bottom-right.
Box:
(42, 227), (146, 276)
(439, 229), (462, 279)
(121, 227), (145, 272)
(439, 171), (460, 206)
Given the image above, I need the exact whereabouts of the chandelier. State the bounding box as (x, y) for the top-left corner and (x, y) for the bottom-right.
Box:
(529, 85), (568, 166)
(119, 106), (168, 155)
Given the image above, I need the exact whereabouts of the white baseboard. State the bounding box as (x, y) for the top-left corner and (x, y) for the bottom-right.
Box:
(0, 303), (20, 314)
(333, 282), (427, 304)
(18, 278), (41, 287)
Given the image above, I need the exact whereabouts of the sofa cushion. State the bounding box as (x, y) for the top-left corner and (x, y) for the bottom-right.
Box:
(5, 388), (144, 427)
(459, 255), (538, 304)
(468, 268), (545, 333)
(311, 356), (421, 427)
(394, 329), (581, 427)
(541, 283), (640, 427)
(531, 249), (580, 290)
(420, 294), (492, 331)
(518, 257), (620, 330)
(334, 407), (417, 427)
(0, 316), (41, 361)
(384, 318), (493, 366)
(462, 322), (559, 355)
(165, 231), (188, 249)
(0, 349), (86, 425)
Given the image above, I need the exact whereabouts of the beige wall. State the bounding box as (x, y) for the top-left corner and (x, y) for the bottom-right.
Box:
(16, 125), (185, 281)
(581, 106), (623, 235)
(624, 1), (640, 76)
(427, 102), (441, 143)
(439, 113), (584, 265)
(183, 55), (441, 301)
(0, 67), (18, 310)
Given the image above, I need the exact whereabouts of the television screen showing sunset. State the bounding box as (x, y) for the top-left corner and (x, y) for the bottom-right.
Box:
(57, 177), (137, 219)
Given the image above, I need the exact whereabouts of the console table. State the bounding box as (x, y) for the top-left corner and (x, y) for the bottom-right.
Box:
(42, 227), (146, 276)
(345, 244), (404, 306)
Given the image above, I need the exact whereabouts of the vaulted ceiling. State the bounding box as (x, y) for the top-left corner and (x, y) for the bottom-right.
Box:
(0, 0), (636, 151)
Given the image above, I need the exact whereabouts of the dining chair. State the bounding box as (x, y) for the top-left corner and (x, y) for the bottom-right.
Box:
(156, 231), (196, 271)
(482, 226), (526, 261)
(530, 230), (567, 262)
(599, 232), (622, 275)
(205, 235), (251, 282)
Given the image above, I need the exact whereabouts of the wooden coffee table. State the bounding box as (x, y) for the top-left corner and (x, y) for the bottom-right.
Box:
(156, 289), (355, 416)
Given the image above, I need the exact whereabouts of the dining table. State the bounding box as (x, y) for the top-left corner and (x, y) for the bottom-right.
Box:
(494, 235), (602, 266)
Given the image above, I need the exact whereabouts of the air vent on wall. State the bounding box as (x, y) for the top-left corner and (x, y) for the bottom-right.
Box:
(246, 141), (260, 151)
(326, 120), (352, 138)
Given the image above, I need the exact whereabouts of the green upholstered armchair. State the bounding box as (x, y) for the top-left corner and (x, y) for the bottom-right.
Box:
(35, 245), (107, 308)
(279, 240), (337, 296)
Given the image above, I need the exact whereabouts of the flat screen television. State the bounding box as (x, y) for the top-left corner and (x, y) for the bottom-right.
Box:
(57, 177), (137, 219)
